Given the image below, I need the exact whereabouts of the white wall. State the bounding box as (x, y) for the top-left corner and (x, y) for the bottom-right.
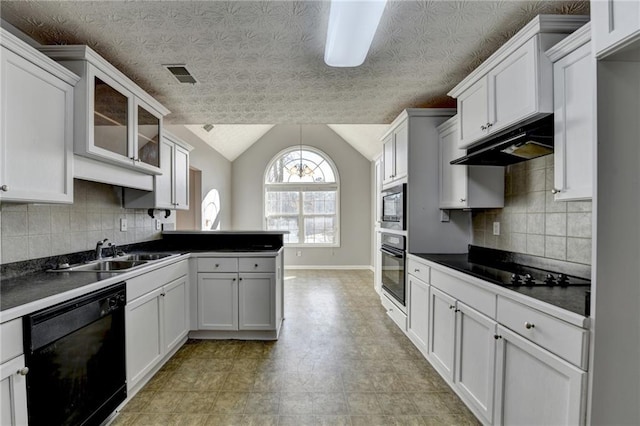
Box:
(165, 125), (232, 231)
(231, 124), (371, 267)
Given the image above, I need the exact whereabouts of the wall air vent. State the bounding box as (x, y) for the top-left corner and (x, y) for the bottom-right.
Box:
(163, 64), (197, 84)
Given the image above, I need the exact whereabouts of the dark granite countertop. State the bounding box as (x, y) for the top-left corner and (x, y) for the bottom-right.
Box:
(412, 253), (590, 317)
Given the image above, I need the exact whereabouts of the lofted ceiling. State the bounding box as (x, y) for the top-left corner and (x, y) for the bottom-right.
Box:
(0, 0), (589, 160)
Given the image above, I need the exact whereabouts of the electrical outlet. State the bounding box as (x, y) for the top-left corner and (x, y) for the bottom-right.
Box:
(120, 218), (127, 232)
(155, 219), (162, 230)
(296, 250), (302, 257)
(493, 222), (500, 236)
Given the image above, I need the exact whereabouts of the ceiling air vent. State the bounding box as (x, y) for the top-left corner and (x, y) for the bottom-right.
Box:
(164, 64), (197, 84)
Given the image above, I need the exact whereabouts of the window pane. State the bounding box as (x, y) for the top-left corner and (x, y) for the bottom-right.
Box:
(304, 216), (336, 244)
(265, 191), (299, 215)
(265, 148), (336, 183)
(303, 191), (336, 214)
(266, 216), (299, 244)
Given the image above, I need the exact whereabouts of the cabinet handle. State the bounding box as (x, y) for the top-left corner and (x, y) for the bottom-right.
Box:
(494, 335), (502, 340)
(254, 264), (259, 268)
(480, 125), (487, 131)
(459, 198), (466, 203)
(0, 184), (7, 192)
(551, 188), (561, 194)
(414, 268), (420, 272)
(524, 322), (535, 330)
(486, 122), (493, 128)
(161, 293), (166, 297)
(449, 305), (455, 310)
(17, 367), (29, 376)
(454, 309), (460, 313)
(239, 277), (243, 281)
(232, 278), (236, 281)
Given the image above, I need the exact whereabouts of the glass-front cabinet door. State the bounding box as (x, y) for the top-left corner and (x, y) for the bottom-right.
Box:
(135, 100), (161, 172)
(92, 70), (132, 162)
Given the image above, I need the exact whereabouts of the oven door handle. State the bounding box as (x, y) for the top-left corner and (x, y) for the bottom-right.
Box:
(380, 247), (404, 258)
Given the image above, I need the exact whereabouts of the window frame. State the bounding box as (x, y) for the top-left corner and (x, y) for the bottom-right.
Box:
(263, 146), (340, 248)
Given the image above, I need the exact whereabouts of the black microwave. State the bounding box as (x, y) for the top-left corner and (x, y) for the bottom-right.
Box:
(381, 183), (406, 230)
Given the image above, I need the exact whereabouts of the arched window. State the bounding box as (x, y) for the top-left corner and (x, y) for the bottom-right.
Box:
(264, 146), (340, 246)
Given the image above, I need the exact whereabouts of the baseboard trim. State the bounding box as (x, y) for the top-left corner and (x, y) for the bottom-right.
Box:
(284, 265), (372, 270)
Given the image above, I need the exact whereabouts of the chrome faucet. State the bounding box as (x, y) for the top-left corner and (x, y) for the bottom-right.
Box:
(95, 239), (109, 260)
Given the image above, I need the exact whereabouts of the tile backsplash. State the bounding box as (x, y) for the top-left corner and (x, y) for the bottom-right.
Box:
(472, 155), (592, 265)
(0, 179), (175, 264)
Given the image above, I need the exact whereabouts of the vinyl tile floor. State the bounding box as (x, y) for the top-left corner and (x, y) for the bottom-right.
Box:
(113, 270), (481, 426)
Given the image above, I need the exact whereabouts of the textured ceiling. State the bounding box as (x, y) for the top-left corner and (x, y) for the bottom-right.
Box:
(1, 0), (589, 126)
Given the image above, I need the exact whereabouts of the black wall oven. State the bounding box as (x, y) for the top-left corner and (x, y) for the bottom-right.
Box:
(24, 282), (127, 426)
(381, 183), (406, 230)
(380, 232), (406, 306)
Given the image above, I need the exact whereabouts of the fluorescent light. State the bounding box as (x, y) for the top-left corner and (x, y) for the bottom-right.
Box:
(324, 0), (387, 67)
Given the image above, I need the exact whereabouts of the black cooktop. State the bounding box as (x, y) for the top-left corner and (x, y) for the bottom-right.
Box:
(414, 246), (591, 316)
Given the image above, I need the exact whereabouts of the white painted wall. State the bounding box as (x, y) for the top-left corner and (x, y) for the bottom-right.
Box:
(165, 125), (232, 231)
(231, 124), (371, 267)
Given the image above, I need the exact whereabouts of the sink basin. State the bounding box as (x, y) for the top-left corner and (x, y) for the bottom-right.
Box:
(119, 253), (174, 261)
(48, 252), (179, 273)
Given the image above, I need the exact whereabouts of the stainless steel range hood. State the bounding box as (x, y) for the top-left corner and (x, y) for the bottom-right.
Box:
(451, 115), (554, 166)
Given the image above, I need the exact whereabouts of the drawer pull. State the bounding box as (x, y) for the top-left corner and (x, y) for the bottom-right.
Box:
(414, 268), (420, 272)
(449, 305), (455, 310)
(17, 367), (29, 376)
(494, 335), (502, 340)
(254, 264), (259, 268)
(215, 264), (220, 268)
(0, 184), (8, 192)
(524, 322), (535, 330)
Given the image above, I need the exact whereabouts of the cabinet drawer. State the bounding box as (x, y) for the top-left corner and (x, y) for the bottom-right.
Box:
(431, 269), (496, 318)
(0, 319), (23, 363)
(407, 258), (430, 283)
(239, 257), (275, 273)
(381, 293), (407, 331)
(497, 296), (589, 369)
(127, 260), (189, 301)
(197, 257), (238, 273)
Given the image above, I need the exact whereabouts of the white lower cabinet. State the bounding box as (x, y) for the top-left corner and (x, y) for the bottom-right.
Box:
(427, 287), (456, 381)
(198, 273), (239, 330)
(195, 254), (282, 337)
(404, 255), (589, 425)
(0, 355), (28, 426)
(126, 267), (189, 392)
(494, 325), (587, 425)
(455, 302), (497, 424)
(407, 274), (429, 356)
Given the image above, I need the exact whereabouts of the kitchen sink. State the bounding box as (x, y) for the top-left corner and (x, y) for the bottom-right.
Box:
(48, 253), (179, 273)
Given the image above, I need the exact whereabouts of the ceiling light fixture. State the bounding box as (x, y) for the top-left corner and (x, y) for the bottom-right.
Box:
(324, 0), (387, 67)
(288, 125), (315, 179)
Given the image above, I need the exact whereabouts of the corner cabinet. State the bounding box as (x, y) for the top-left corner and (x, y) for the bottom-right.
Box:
(39, 45), (170, 175)
(438, 115), (504, 209)
(194, 252), (284, 340)
(547, 24), (595, 201)
(448, 15), (589, 149)
(0, 28), (79, 204)
(381, 118), (408, 186)
(124, 130), (193, 210)
(592, 0), (640, 58)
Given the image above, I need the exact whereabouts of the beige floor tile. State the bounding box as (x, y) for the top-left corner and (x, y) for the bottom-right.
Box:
(279, 392), (314, 415)
(376, 392), (419, 415)
(211, 392), (249, 414)
(168, 413), (210, 425)
(345, 392), (382, 415)
(243, 392), (280, 414)
(121, 390), (155, 413)
(130, 413), (174, 425)
(277, 415), (316, 426)
(110, 412), (139, 426)
(350, 415), (391, 426)
(312, 392), (349, 415)
(174, 391), (218, 413)
(145, 391), (186, 413)
(204, 414), (245, 426)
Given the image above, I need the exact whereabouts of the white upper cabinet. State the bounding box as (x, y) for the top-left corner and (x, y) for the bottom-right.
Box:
(39, 45), (170, 175)
(0, 29), (79, 204)
(592, 0), (640, 58)
(438, 116), (504, 209)
(381, 118), (408, 186)
(547, 24), (594, 201)
(124, 130), (192, 210)
(448, 15), (589, 150)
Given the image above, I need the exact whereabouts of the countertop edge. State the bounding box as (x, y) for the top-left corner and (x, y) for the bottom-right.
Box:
(1, 249), (284, 324)
(409, 253), (590, 328)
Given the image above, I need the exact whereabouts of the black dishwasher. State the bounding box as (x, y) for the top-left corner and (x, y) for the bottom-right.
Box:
(23, 282), (127, 426)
